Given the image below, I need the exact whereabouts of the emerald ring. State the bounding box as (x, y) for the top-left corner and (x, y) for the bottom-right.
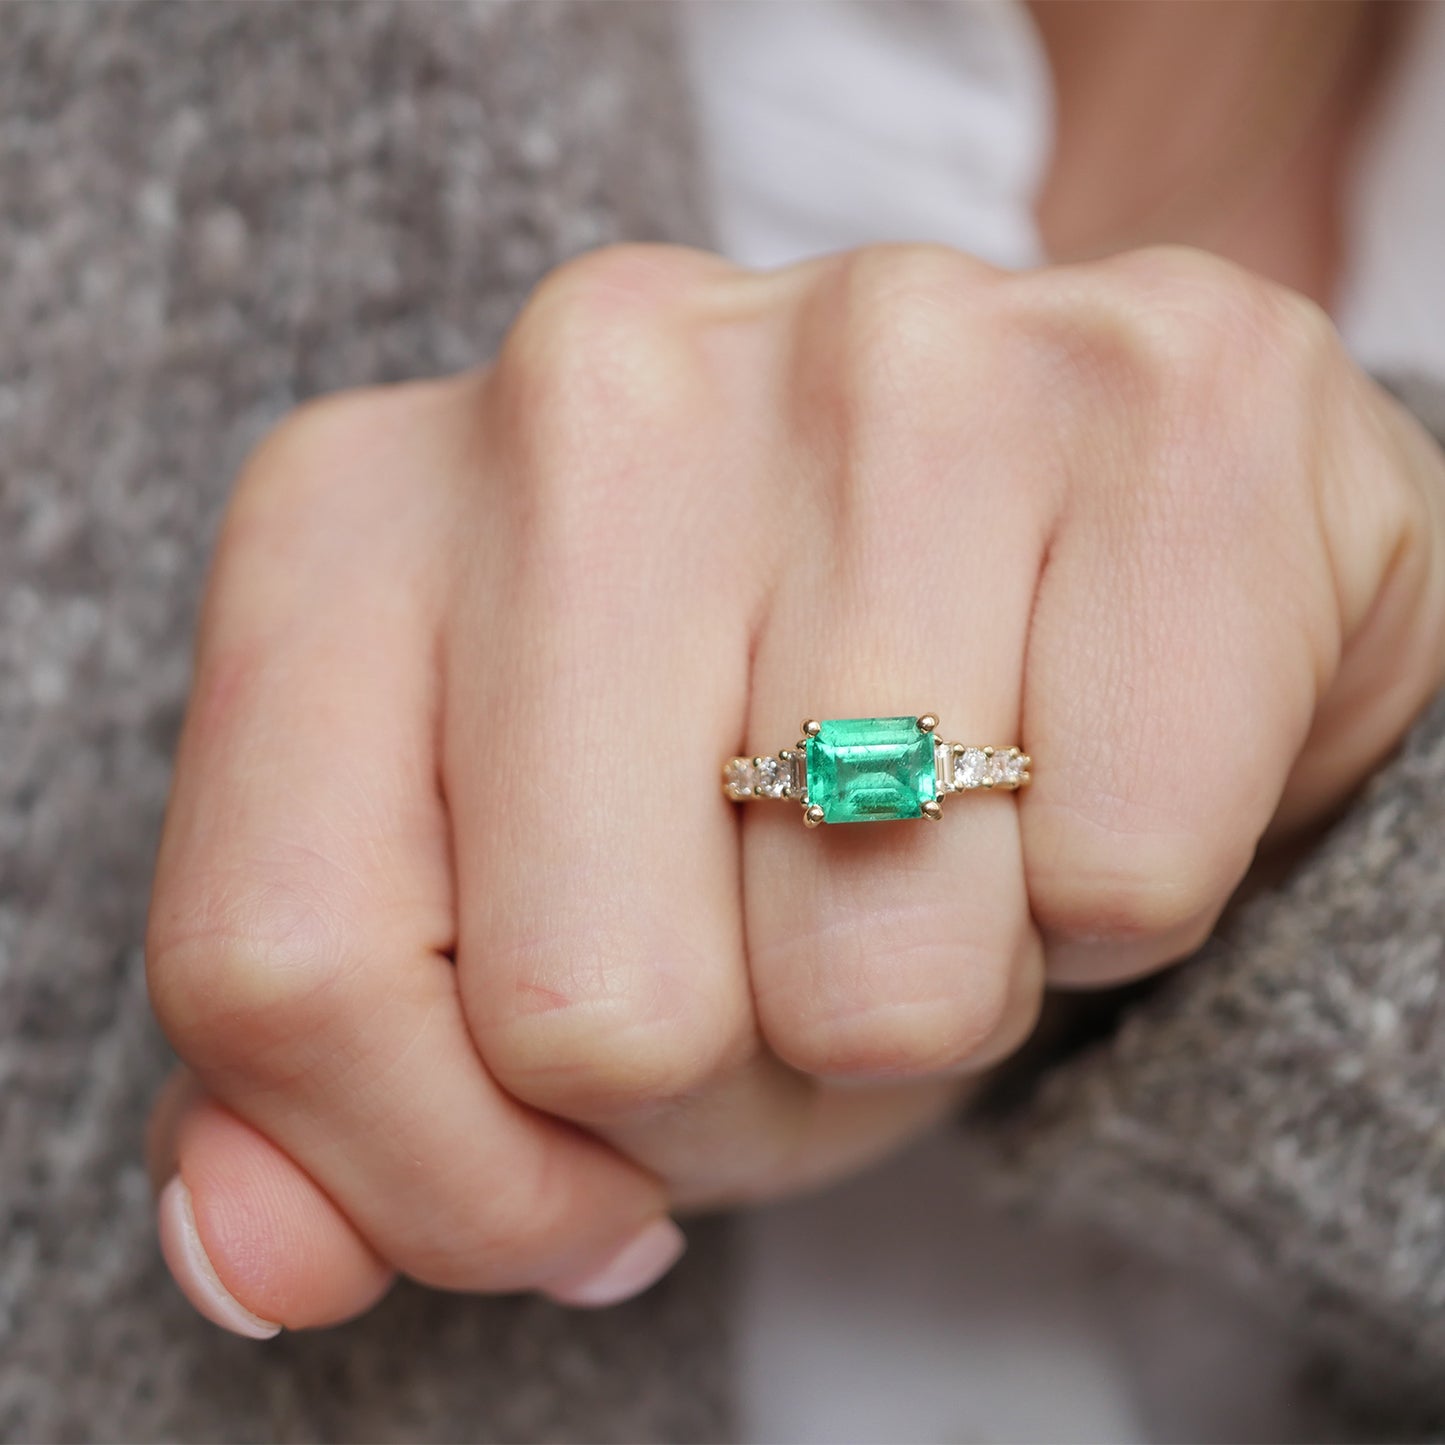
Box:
(723, 716), (1030, 827)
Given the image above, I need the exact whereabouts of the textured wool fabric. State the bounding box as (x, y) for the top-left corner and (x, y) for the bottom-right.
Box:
(0, 5), (729, 1442)
(6, 3), (1445, 1441)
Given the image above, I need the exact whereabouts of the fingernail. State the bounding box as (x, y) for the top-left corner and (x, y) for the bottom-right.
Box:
(542, 1218), (687, 1309)
(157, 1176), (281, 1340)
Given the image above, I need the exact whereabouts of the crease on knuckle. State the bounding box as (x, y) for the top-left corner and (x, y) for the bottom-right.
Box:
(146, 870), (368, 1084)
(1107, 247), (1333, 394)
(1029, 828), (1228, 951)
(997, 246), (1313, 422)
(832, 244), (988, 404)
(793, 245), (995, 537)
(493, 253), (724, 564)
(474, 941), (748, 1120)
(498, 244), (713, 439)
(755, 911), (1015, 1079)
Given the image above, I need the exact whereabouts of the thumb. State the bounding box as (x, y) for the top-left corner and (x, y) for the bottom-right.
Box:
(149, 1069), (395, 1336)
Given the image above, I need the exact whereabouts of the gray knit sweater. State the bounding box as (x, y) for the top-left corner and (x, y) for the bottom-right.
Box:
(4, 4), (1444, 1440)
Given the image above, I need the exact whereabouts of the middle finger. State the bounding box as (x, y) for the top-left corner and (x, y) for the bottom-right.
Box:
(448, 252), (823, 1203)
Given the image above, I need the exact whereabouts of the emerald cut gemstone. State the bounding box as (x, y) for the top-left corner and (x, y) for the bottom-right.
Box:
(804, 716), (936, 823)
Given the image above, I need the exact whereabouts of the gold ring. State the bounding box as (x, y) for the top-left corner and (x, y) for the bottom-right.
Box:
(723, 715), (1030, 827)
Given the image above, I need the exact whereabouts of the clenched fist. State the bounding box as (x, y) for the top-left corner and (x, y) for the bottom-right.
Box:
(145, 242), (1445, 1335)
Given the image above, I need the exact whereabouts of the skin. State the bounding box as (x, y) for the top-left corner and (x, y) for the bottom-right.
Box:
(144, 5), (1445, 1331)
(146, 240), (1445, 1329)
(1032, 0), (1394, 299)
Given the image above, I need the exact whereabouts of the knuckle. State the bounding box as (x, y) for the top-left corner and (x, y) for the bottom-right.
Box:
(757, 919), (1015, 1081)
(992, 247), (1344, 534)
(1254, 279), (1339, 367)
(1030, 832), (1227, 952)
(1106, 245), (1276, 347)
(501, 243), (718, 409)
(832, 242), (994, 396)
(997, 245), (1307, 405)
(485, 1011), (740, 1122)
(1126, 247), (1331, 389)
(474, 948), (748, 1122)
(232, 386), (402, 511)
(224, 379), (469, 550)
(494, 247), (727, 542)
(801, 245), (999, 526)
(772, 994), (1011, 1081)
(533, 241), (727, 319)
(147, 931), (354, 1085)
(146, 871), (365, 1082)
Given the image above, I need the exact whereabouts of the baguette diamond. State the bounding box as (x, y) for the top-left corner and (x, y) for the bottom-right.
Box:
(954, 747), (992, 789)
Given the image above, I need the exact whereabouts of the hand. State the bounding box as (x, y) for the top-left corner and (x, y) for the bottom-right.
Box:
(146, 242), (1445, 1335)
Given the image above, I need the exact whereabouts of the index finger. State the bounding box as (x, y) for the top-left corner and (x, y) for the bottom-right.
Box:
(147, 384), (676, 1295)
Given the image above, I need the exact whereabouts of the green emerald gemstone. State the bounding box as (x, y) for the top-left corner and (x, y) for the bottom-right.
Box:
(804, 716), (937, 824)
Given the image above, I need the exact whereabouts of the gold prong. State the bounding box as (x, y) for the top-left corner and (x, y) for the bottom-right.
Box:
(802, 719), (822, 737)
(804, 804), (825, 828)
(983, 746), (995, 757)
(953, 744), (966, 757)
(917, 714), (938, 733)
(921, 799), (943, 821)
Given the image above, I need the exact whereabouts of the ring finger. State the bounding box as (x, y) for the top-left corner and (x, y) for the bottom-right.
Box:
(744, 259), (1047, 1082)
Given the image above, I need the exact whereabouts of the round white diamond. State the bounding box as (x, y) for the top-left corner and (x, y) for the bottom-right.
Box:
(954, 748), (990, 790)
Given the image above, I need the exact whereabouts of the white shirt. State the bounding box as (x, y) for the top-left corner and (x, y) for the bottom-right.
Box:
(679, 4), (1445, 1441)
